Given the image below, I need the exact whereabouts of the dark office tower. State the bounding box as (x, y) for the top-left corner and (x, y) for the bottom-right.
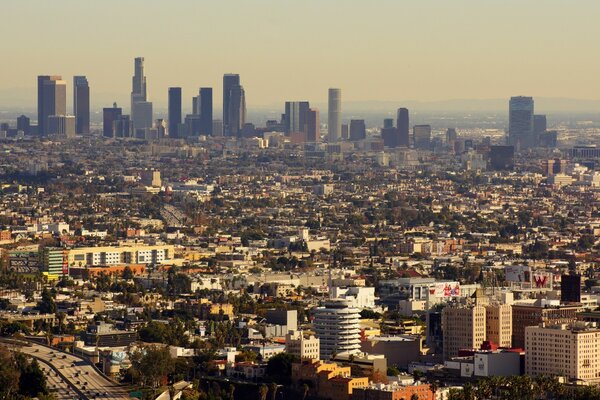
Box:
(561, 275), (581, 303)
(306, 108), (320, 142)
(223, 74), (240, 135)
(114, 115), (132, 137)
(341, 124), (349, 140)
(37, 75), (66, 136)
(168, 87), (182, 138)
(396, 108), (410, 147)
(533, 114), (547, 147)
(508, 96), (534, 150)
(381, 127), (397, 147)
(413, 125), (432, 149)
(184, 114), (201, 136)
(73, 76), (90, 135)
(383, 118), (394, 129)
(199, 88), (213, 135)
(227, 84), (246, 137)
(349, 119), (366, 141)
(446, 128), (458, 153)
(17, 115), (30, 135)
(284, 101), (310, 134)
(103, 103), (122, 137)
(534, 114), (547, 134)
(489, 145), (515, 171)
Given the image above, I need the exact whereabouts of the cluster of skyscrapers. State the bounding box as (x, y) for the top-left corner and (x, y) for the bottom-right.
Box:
(33, 75), (89, 137)
(16, 58), (558, 155)
(508, 96), (557, 150)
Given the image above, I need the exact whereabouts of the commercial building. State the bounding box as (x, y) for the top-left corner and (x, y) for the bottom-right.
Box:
(47, 115), (76, 138)
(103, 103), (122, 137)
(442, 304), (486, 359)
(286, 330), (321, 360)
(223, 74), (240, 136)
(314, 299), (361, 359)
(67, 243), (175, 268)
(512, 303), (579, 349)
(82, 322), (137, 347)
(199, 87), (213, 135)
(37, 75), (66, 136)
(413, 125), (432, 150)
(525, 323), (600, 383)
(360, 335), (424, 370)
(168, 87), (182, 138)
(73, 76), (90, 134)
(353, 383), (434, 400)
(396, 108), (409, 147)
(43, 247), (69, 277)
(349, 119), (366, 141)
(485, 304), (512, 348)
(306, 108), (320, 142)
(508, 96), (534, 150)
(328, 88), (341, 142)
(131, 57), (153, 130)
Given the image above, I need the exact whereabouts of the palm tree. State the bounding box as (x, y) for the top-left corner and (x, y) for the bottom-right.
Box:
(302, 383), (309, 400)
(258, 384), (269, 400)
(269, 383), (278, 400)
(228, 384), (236, 400)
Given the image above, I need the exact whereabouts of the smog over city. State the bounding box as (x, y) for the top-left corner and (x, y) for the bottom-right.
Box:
(1, 2), (600, 400)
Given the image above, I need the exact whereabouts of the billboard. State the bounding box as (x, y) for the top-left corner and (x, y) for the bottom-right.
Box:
(505, 265), (531, 283)
(505, 265), (553, 289)
(429, 282), (461, 298)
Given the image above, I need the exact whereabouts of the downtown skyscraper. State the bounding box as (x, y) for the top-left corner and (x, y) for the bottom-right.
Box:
(223, 74), (245, 137)
(327, 88), (341, 142)
(397, 108), (410, 147)
(37, 75), (66, 136)
(73, 76), (89, 135)
(508, 96), (534, 150)
(168, 87), (182, 138)
(131, 57), (153, 131)
(199, 87), (213, 136)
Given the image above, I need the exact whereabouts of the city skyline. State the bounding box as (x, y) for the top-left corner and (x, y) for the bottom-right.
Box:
(1, 1), (600, 110)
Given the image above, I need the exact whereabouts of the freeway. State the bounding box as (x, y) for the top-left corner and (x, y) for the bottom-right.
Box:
(1, 339), (131, 399)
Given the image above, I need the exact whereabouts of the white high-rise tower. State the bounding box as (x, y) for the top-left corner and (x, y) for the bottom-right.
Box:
(327, 88), (341, 142)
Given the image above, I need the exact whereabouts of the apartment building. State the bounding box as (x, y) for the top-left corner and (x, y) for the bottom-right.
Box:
(442, 304), (486, 359)
(67, 243), (175, 267)
(286, 330), (320, 360)
(525, 323), (600, 383)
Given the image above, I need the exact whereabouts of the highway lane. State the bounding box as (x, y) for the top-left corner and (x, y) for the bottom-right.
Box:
(4, 340), (131, 399)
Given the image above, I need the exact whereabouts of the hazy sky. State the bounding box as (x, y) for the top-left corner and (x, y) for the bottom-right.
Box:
(1, 0), (600, 110)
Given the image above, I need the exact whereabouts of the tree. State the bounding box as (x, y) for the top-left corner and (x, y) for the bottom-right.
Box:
(387, 366), (401, 376)
(17, 357), (48, 398)
(122, 266), (134, 280)
(266, 353), (298, 385)
(258, 384), (269, 400)
(269, 383), (278, 400)
(0, 347), (20, 399)
(38, 288), (56, 314)
(128, 345), (175, 388)
(302, 383), (309, 400)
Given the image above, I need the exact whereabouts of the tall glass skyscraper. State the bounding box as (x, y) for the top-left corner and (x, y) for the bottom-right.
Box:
(223, 74), (240, 136)
(199, 87), (213, 136)
(227, 84), (246, 137)
(37, 75), (66, 136)
(73, 76), (90, 135)
(168, 87), (182, 138)
(397, 108), (410, 147)
(131, 57), (153, 130)
(508, 96), (534, 150)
